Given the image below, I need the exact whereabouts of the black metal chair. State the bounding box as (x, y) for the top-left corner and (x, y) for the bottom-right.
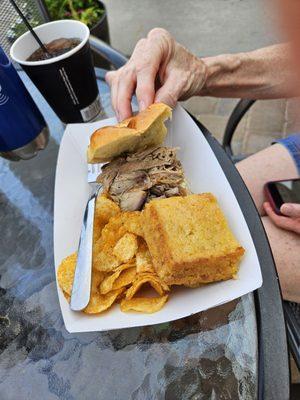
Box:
(222, 98), (300, 372)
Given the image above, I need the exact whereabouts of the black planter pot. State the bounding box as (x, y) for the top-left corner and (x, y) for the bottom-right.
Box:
(90, 1), (111, 69)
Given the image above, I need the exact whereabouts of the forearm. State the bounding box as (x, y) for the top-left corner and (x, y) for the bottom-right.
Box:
(200, 44), (296, 99)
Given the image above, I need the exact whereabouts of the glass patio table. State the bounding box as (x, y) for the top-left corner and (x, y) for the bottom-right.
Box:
(0, 69), (289, 400)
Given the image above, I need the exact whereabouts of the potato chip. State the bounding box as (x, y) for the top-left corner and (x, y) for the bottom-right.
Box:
(93, 220), (103, 243)
(121, 212), (143, 237)
(113, 233), (138, 263)
(95, 194), (120, 222)
(91, 270), (106, 294)
(94, 195), (120, 242)
(120, 295), (168, 313)
(93, 212), (141, 272)
(100, 214), (127, 248)
(93, 212), (126, 272)
(93, 250), (122, 272)
(113, 267), (136, 291)
(98, 211), (143, 251)
(136, 241), (155, 273)
(92, 238), (103, 270)
(100, 264), (136, 294)
(63, 290), (71, 303)
(83, 288), (124, 314)
(57, 253), (77, 295)
(93, 237), (103, 255)
(125, 274), (169, 299)
(139, 273), (170, 292)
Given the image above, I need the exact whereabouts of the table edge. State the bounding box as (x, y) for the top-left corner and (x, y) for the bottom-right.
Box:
(189, 113), (290, 400)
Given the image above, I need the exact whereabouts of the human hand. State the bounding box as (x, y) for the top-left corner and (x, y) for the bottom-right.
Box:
(263, 202), (300, 234)
(105, 28), (207, 121)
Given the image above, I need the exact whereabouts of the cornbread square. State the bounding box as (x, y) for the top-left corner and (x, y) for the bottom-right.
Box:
(142, 193), (245, 286)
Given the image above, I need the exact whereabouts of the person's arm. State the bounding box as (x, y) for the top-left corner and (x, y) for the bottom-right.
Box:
(201, 44), (296, 99)
(106, 28), (296, 121)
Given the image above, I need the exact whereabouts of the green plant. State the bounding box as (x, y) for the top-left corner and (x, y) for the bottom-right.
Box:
(45, 0), (104, 28)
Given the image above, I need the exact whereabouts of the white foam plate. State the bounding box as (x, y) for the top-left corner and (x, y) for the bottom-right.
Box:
(54, 105), (262, 333)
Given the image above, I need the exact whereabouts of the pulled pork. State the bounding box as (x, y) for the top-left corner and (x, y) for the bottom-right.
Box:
(97, 146), (187, 211)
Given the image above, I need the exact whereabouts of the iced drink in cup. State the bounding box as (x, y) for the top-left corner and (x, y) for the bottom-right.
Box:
(10, 20), (101, 124)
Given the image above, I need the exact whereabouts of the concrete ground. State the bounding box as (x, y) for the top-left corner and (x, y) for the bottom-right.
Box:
(105, 0), (276, 57)
(104, 0), (300, 154)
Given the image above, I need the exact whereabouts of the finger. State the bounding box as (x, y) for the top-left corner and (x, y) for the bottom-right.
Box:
(116, 66), (137, 121)
(105, 70), (115, 86)
(105, 70), (120, 118)
(280, 203), (300, 218)
(135, 66), (156, 111)
(264, 202), (286, 224)
(264, 202), (300, 234)
(132, 33), (170, 109)
(154, 74), (180, 108)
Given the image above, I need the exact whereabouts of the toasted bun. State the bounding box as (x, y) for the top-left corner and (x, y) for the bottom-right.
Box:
(87, 103), (172, 163)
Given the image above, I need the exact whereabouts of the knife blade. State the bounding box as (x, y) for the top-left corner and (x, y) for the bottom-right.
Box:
(70, 192), (96, 311)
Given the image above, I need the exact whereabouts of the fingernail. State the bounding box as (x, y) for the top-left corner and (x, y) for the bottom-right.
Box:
(139, 100), (146, 111)
(281, 204), (292, 213)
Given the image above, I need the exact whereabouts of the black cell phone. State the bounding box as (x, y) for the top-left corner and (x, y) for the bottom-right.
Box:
(264, 178), (300, 215)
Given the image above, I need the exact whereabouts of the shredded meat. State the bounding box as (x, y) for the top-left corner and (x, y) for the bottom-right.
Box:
(97, 146), (187, 211)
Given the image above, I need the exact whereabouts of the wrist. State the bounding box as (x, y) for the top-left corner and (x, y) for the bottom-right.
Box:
(199, 53), (244, 96)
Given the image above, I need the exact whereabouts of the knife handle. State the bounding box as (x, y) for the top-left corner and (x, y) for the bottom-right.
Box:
(70, 192), (96, 311)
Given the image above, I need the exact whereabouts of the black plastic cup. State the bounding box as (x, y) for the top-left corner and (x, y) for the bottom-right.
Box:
(10, 20), (101, 123)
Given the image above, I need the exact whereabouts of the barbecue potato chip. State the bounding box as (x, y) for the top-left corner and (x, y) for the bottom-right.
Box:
(125, 274), (169, 299)
(63, 291), (71, 303)
(121, 212), (143, 237)
(84, 288), (124, 314)
(94, 215), (125, 267)
(94, 195), (120, 242)
(58, 208), (170, 315)
(95, 194), (120, 221)
(113, 233), (138, 263)
(97, 211), (142, 255)
(93, 250), (122, 272)
(100, 263), (136, 294)
(57, 252), (77, 295)
(93, 212), (139, 272)
(136, 241), (155, 273)
(91, 270), (106, 294)
(113, 267), (136, 291)
(120, 295), (168, 313)
(92, 238), (104, 270)
(100, 214), (127, 248)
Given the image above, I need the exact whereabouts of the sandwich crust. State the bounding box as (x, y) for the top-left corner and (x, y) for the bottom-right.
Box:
(142, 193), (245, 286)
(87, 103), (172, 163)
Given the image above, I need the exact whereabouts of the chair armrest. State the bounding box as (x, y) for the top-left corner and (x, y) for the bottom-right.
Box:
(89, 35), (128, 70)
(222, 99), (256, 157)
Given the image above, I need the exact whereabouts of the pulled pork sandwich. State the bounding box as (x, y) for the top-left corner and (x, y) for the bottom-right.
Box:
(87, 103), (188, 211)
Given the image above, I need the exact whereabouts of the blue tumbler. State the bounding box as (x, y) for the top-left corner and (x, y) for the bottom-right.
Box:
(0, 46), (49, 160)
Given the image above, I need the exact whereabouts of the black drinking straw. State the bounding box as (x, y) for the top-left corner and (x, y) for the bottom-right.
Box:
(9, 0), (51, 57)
